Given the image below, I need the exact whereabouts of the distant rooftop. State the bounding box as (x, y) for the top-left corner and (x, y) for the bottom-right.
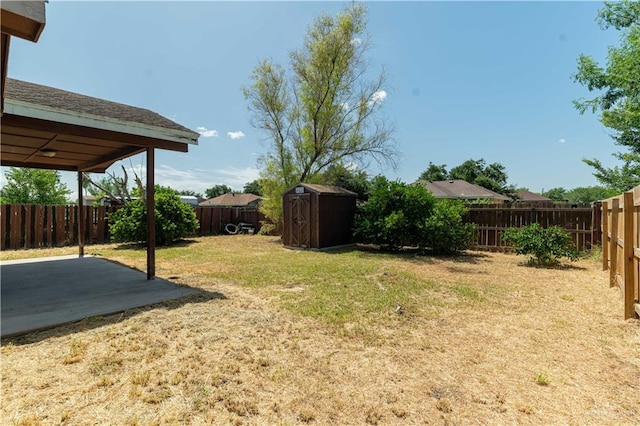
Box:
(416, 179), (511, 201)
(199, 193), (262, 207)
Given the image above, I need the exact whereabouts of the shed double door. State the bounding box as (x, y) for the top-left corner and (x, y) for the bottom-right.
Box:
(287, 194), (310, 248)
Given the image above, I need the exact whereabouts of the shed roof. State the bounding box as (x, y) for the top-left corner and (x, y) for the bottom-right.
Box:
(416, 179), (511, 201)
(200, 193), (262, 207)
(288, 183), (358, 196)
(516, 189), (552, 202)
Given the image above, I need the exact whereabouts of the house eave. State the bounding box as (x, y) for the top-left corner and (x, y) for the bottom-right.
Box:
(4, 98), (199, 146)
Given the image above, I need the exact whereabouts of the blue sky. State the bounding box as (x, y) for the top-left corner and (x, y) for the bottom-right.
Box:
(5, 0), (623, 196)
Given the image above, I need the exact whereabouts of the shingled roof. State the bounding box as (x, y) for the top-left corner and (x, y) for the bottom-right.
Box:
(292, 183), (358, 196)
(200, 193), (262, 207)
(516, 189), (552, 202)
(416, 179), (511, 202)
(5, 78), (195, 134)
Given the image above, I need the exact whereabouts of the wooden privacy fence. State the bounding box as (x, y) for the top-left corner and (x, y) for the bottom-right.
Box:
(466, 204), (601, 252)
(0, 204), (266, 250)
(196, 207), (265, 236)
(0, 204), (117, 250)
(601, 186), (640, 319)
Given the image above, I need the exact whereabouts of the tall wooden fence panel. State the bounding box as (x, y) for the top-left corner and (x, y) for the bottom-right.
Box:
(466, 204), (600, 252)
(0, 205), (117, 250)
(1, 204), (267, 250)
(601, 186), (640, 319)
(195, 207), (265, 236)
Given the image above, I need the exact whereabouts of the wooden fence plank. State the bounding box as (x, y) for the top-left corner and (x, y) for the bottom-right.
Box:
(10, 205), (22, 250)
(623, 192), (635, 319)
(24, 204), (32, 248)
(600, 201), (608, 271)
(1, 204), (7, 250)
(55, 205), (66, 246)
(610, 199), (620, 288)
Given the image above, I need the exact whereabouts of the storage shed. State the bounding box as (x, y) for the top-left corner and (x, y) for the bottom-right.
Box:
(282, 183), (357, 249)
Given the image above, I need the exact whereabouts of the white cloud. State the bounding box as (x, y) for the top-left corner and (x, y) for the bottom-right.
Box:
(212, 166), (260, 189)
(227, 131), (245, 140)
(345, 162), (358, 172)
(350, 37), (362, 46)
(196, 126), (219, 138)
(558, 138), (566, 144)
(371, 90), (387, 104)
(155, 165), (260, 194)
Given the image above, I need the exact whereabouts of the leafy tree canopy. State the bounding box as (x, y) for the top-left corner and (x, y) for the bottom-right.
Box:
(321, 163), (371, 200)
(1, 167), (71, 205)
(418, 158), (515, 196)
(543, 185), (617, 203)
(574, 0), (640, 192)
(542, 187), (567, 202)
(243, 180), (263, 196)
(204, 184), (233, 199)
(419, 162), (448, 182)
(243, 3), (396, 226)
(178, 189), (203, 199)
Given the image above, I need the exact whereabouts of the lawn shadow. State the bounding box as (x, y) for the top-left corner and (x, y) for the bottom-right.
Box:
(1, 289), (226, 346)
(349, 244), (492, 266)
(515, 261), (588, 271)
(110, 238), (200, 251)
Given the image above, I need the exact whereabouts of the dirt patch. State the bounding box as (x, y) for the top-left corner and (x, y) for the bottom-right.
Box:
(1, 237), (639, 424)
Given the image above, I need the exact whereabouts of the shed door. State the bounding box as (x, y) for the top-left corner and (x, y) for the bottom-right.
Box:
(289, 194), (310, 248)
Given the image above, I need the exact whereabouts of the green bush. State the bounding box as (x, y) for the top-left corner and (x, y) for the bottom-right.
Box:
(502, 223), (579, 266)
(353, 177), (435, 250)
(109, 192), (199, 246)
(424, 200), (475, 255)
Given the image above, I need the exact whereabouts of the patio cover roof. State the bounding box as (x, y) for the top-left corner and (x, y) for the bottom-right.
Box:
(1, 78), (199, 172)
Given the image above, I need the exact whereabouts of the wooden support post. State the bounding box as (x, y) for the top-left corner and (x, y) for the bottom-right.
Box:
(623, 192), (635, 319)
(610, 198), (619, 288)
(601, 201), (608, 271)
(147, 148), (155, 280)
(78, 171), (85, 257)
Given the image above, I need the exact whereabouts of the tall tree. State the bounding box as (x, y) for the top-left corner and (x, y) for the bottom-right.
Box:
(178, 189), (203, 199)
(322, 163), (371, 200)
(542, 187), (568, 202)
(448, 158), (513, 195)
(243, 4), (396, 225)
(419, 162), (448, 182)
(1, 167), (71, 205)
(565, 186), (618, 203)
(574, 0), (640, 192)
(205, 184), (233, 199)
(243, 180), (263, 196)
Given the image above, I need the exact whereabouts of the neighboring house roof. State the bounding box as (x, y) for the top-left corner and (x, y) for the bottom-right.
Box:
(288, 183), (358, 196)
(5, 78), (196, 134)
(516, 190), (552, 202)
(199, 193), (262, 207)
(416, 179), (511, 201)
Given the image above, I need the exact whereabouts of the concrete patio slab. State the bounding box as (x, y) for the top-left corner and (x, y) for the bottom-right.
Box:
(1, 255), (199, 337)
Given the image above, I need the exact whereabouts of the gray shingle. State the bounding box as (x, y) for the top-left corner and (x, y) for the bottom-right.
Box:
(5, 78), (197, 135)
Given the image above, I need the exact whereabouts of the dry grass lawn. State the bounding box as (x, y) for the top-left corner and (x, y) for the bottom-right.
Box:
(1, 235), (639, 425)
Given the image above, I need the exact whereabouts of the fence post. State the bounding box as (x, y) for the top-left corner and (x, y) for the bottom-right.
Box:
(623, 192), (635, 319)
(601, 201), (608, 271)
(609, 198), (619, 288)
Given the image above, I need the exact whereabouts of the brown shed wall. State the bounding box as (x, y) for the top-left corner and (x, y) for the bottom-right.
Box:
(282, 185), (356, 249)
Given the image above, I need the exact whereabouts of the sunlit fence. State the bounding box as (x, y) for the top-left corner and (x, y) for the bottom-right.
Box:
(601, 185), (640, 319)
(0, 205), (265, 250)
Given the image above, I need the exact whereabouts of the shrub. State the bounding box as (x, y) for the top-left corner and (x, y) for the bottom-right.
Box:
(502, 223), (579, 266)
(424, 200), (475, 255)
(109, 192), (199, 246)
(353, 177), (435, 250)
